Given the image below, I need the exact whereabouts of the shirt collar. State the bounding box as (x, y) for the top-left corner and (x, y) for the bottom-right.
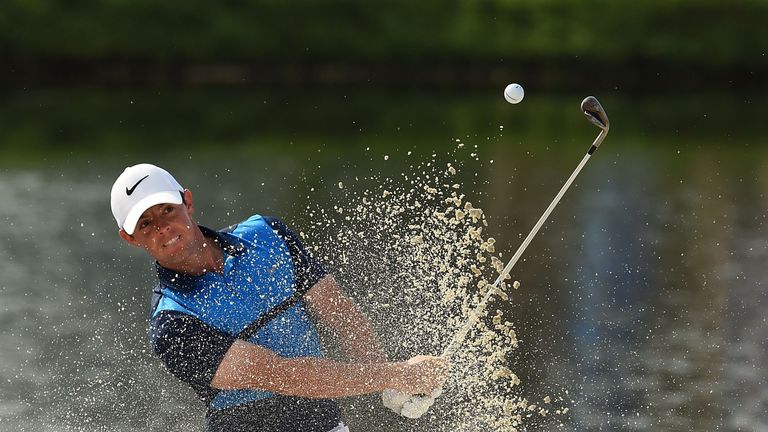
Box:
(155, 225), (247, 291)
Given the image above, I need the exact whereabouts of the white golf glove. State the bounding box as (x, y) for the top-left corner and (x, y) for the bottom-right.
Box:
(382, 388), (442, 419)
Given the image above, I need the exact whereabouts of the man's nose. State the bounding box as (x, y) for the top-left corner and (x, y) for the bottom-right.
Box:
(154, 218), (171, 232)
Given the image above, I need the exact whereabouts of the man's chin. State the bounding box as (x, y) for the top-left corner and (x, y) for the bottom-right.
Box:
(154, 245), (188, 265)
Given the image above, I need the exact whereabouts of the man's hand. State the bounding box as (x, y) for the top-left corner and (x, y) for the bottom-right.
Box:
(390, 355), (448, 395)
(382, 355), (448, 419)
(382, 387), (443, 419)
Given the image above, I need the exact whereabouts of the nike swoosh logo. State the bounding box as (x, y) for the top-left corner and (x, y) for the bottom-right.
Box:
(126, 175), (149, 196)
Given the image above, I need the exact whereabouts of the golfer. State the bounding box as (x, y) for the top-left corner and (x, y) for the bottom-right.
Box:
(111, 163), (447, 432)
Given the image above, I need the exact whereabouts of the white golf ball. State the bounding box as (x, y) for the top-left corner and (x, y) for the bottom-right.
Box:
(504, 83), (524, 104)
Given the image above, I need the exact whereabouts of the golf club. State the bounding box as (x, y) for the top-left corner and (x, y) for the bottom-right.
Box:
(386, 96), (611, 419)
(441, 95), (610, 358)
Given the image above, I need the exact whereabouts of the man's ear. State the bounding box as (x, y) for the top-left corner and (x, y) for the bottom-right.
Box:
(119, 229), (140, 247)
(183, 189), (194, 215)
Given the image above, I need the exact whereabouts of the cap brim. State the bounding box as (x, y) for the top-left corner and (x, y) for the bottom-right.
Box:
(122, 191), (183, 235)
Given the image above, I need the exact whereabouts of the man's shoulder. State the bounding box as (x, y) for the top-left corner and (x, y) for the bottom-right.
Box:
(149, 284), (200, 335)
(149, 309), (226, 353)
(225, 214), (263, 235)
(226, 215), (288, 242)
(223, 214), (262, 230)
(150, 285), (194, 318)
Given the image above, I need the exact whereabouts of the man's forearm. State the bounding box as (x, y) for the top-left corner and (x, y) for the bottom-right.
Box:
(211, 340), (447, 398)
(258, 356), (398, 398)
(213, 342), (399, 397)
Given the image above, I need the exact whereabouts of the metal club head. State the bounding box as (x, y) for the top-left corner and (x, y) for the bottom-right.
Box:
(581, 96), (610, 131)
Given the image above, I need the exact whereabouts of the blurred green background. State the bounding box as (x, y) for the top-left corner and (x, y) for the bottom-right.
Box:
(1, 2), (768, 432)
(2, 0), (766, 90)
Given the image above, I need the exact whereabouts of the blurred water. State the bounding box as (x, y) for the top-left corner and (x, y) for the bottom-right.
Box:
(0, 89), (766, 431)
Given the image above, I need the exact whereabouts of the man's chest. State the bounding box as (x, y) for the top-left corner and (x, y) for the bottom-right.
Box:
(175, 250), (296, 335)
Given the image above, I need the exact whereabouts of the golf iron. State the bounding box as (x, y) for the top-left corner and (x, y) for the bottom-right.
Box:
(386, 96), (611, 419)
(442, 95), (611, 359)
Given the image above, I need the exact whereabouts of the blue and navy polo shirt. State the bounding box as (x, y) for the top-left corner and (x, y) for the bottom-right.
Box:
(148, 216), (332, 413)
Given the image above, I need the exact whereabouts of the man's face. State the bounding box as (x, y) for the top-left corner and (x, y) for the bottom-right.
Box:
(119, 190), (197, 265)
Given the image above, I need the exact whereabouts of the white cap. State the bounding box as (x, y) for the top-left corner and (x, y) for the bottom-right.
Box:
(110, 164), (184, 235)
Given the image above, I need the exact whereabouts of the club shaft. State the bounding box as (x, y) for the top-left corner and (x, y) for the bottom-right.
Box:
(442, 149), (596, 359)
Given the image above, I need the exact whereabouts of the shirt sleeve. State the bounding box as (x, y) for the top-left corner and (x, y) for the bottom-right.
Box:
(149, 310), (236, 402)
(263, 216), (328, 295)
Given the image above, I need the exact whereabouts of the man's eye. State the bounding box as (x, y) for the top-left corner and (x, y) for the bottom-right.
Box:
(164, 206), (174, 214)
(139, 220), (150, 229)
